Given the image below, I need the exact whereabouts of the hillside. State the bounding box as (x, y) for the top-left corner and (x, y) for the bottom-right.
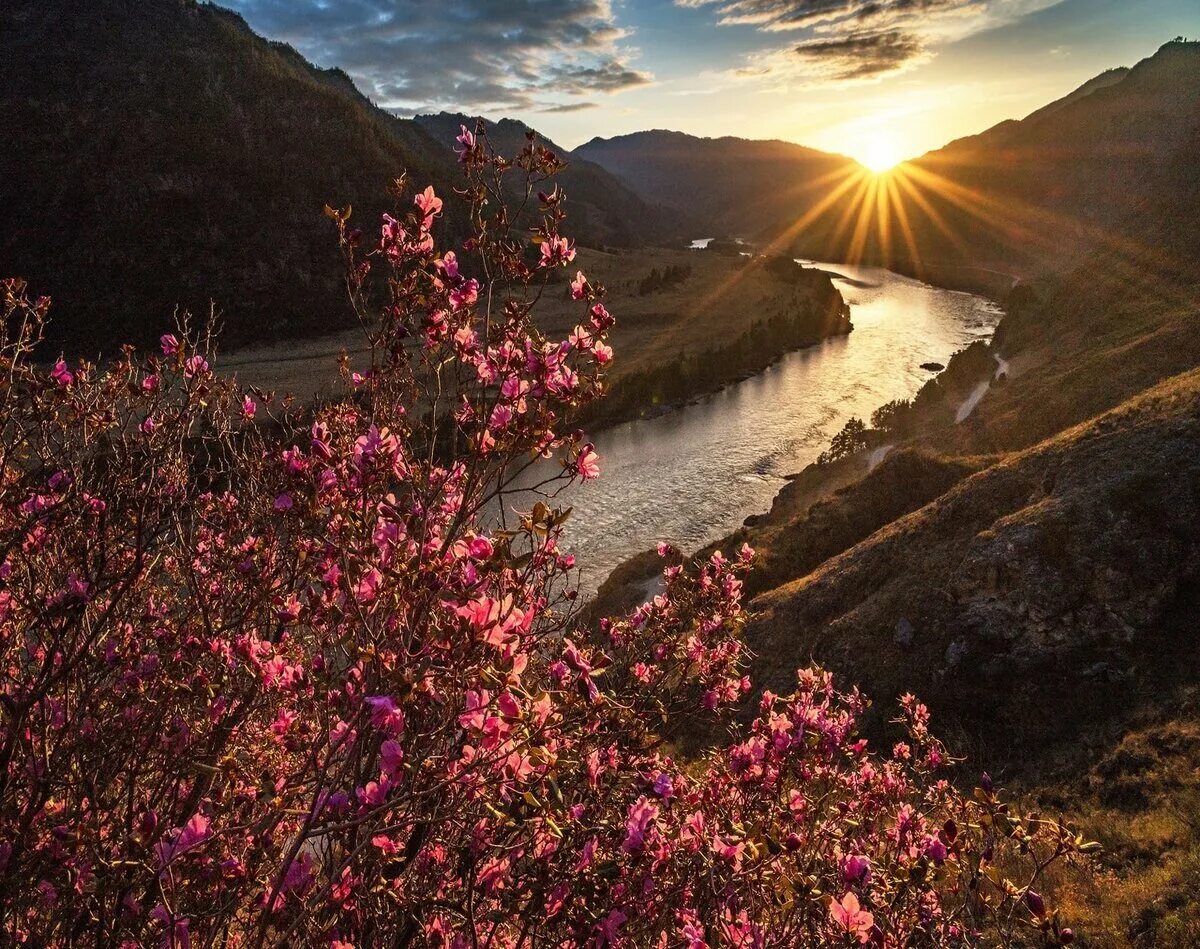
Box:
(0, 0), (673, 356)
(414, 113), (685, 248)
(904, 39), (1200, 278)
(0, 0), (462, 353)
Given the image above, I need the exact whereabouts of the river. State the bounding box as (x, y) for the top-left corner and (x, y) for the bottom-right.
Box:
(502, 261), (1003, 594)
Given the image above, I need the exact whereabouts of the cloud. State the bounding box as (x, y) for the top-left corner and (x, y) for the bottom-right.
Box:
(793, 29), (929, 79)
(680, 0), (1063, 83)
(539, 101), (602, 113)
(226, 0), (651, 113)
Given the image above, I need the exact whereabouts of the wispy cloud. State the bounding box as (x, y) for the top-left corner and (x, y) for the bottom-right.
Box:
(226, 0), (651, 113)
(679, 0), (1064, 83)
(539, 101), (602, 113)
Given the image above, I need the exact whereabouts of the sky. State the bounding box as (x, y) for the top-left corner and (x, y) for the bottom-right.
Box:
(226, 0), (1200, 165)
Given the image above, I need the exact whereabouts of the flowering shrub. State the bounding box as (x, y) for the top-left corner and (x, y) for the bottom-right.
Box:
(0, 126), (1088, 946)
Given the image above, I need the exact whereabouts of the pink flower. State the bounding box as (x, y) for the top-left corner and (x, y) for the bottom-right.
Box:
(183, 355), (209, 378)
(241, 395), (257, 420)
(458, 689), (491, 731)
(570, 270), (589, 300)
(539, 234), (576, 267)
(155, 812), (212, 867)
(50, 359), (74, 387)
(711, 834), (745, 869)
(468, 536), (494, 560)
(160, 333), (180, 356)
(437, 250), (460, 281)
(841, 853), (872, 884)
(590, 302), (614, 330)
(455, 125), (475, 162)
(355, 567), (382, 603)
(380, 739), (404, 778)
(829, 892), (874, 944)
(449, 278), (479, 311)
(414, 185), (443, 222)
(365, 695), (405, 737)
(923, 834), (948, 864)
(622, 796), (658, 852)
(576, 444), (600, 481)
(274, 493), (293, 511)
(453, 595), (529, 654)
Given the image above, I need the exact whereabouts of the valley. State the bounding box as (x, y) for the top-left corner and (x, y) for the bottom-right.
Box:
(2, 0), (1199, 940)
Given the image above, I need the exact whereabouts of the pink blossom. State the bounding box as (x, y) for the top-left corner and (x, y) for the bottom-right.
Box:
(449, 278), (479, 311)
(539, 234), (576, 267)
(576, 444), (600, 481)
(154, 813), (212, 867)
(622, 796), (658, 852)
(365, 695), (405, 737)
(829, 892), (874, 944)
(455, 125), (475, 160)
(183, 355), (209, 378)
(570, 270), (589, 300)
(437, 250), (460, 281)
(842, 853), (872, 884)
(50, 359), (74, 387)
(414, 185), (443, 222)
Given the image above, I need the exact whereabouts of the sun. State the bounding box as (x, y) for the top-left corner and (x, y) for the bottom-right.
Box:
(857, 136), (905, 174)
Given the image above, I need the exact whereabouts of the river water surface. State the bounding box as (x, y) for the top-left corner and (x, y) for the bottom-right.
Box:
(505, 261), (1002, 593)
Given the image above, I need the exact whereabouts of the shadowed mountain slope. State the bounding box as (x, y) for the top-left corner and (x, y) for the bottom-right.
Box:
(414, 113), (686, 248)
(0, 1), (677, 356)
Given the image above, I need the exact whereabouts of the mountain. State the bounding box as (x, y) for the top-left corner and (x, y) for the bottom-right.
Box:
(414, 113), (685, 248)
(903, 39), (1200, 278)
(574, 130), (858, 246)
(577, 42), (1200, 285)
(0, 1), (675, 356)
(0, 0), (464, 353)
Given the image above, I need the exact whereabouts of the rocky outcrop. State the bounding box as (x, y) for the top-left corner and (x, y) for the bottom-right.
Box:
(745, 369), (1200, 776)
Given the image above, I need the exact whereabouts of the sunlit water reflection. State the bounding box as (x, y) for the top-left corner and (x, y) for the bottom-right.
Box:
(500, 262), (1002, 595)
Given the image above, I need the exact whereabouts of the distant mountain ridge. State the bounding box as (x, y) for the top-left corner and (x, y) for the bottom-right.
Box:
(414, 113), (686, 248)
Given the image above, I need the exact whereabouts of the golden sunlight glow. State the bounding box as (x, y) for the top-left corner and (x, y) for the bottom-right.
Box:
(857, 136), (904, 174)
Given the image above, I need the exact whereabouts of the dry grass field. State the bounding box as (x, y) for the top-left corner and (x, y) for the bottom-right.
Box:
(220, 246), (839, 403)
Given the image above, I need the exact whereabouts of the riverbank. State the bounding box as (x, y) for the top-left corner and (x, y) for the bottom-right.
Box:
(580, 254), (851, 429)
(221, 246), (850, 423)
(516, 262), (1000, 594)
